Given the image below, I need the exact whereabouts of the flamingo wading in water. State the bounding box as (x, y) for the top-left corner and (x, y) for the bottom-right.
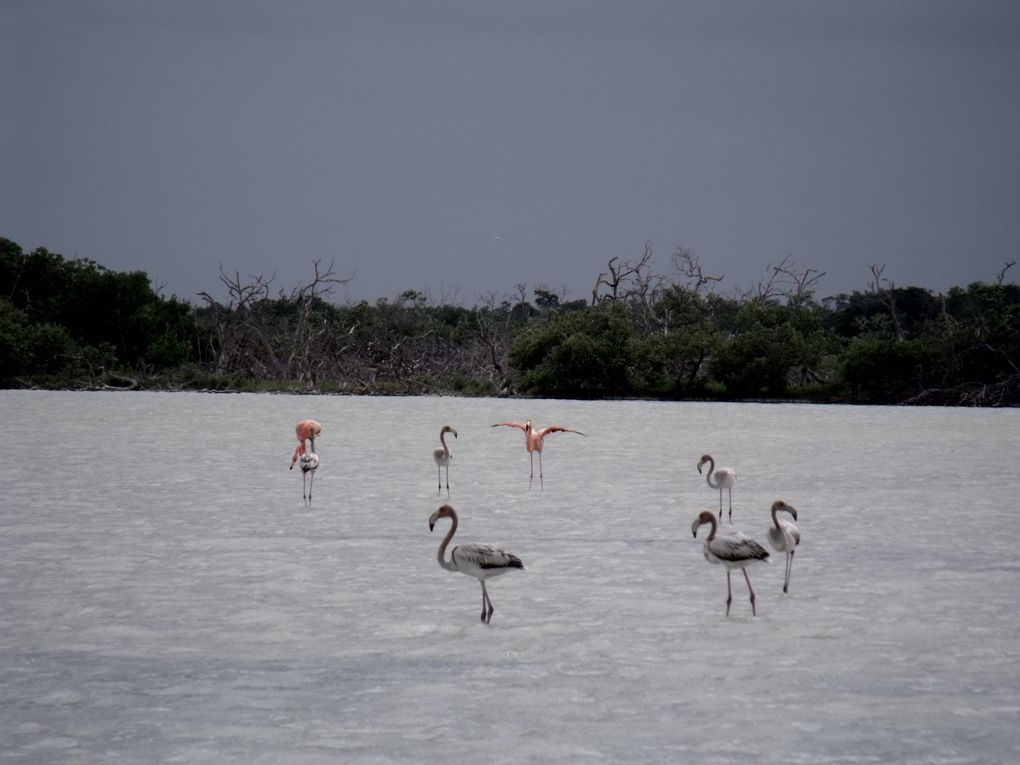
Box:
(691, 510), (769, 616)
(290, 419), (322, 469)
(492, 419), (586, 490)
(433, 425), (458, 495)
(766, 500), (801, 593)
(697, 454), (736, 522)
(299, 452), (319, 504)
(428, 504), (524, 624)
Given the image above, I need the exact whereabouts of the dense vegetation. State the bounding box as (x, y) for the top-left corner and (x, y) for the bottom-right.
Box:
(2, 237), (1018, 406)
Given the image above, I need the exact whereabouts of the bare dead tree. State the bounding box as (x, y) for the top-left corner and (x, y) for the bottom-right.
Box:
(996, 260), (1016, 285)
(197, 259), (352, 383)
(751, 255), (826, 301)
(671, 247), (724, 294)
(592, 242), (657, 305)
(868, 263), (905, 341)
(471, 292), (514, 379)
(280, 259), (352, 385)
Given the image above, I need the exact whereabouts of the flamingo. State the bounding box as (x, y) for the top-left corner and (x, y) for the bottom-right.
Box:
(428, 504), (524, 624)
(697, 454), (736, 522)
(691, 510), (769, 616)
(299, 451), (319, 504)
(290, 419), (322, 469)
(492, 419), (586, 490)
(433, 425), (458, 495)
(766, 500), (801, 593)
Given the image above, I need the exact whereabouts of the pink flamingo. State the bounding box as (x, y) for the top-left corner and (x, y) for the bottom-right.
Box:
(766, 500), (801, 593)
(492, 419), (586, 490)
(697, 454), (737, 523)
(691, 510), (769, 616)
(290, 419), (322, 469)
(429, 504), (524, 624)
(433, 425), (458, 496)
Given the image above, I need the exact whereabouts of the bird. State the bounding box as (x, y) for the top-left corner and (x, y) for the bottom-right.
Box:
(691, 510), (769, 616)
(697, 454), (737, 522)
(299, 451), (319, 504)
(290, 419), (322, 469)
(766, 500), (801, 594)
(428, 504), (524, 624)
(433, 425), (458, 495)
(492, 419), (586, 490)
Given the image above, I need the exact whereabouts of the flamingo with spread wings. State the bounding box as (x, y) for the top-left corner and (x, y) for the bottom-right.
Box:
(492, 419), (586, 490)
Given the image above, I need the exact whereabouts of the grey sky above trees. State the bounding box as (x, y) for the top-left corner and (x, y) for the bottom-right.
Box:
(3, 1), (1019, 305)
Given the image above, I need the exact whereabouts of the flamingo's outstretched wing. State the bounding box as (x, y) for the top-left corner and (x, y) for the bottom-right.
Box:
(492, 422), (528, 431)
(537, 425), (587, 438)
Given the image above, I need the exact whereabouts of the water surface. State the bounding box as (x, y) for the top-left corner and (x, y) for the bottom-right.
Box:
(1, 391), (1018, 763)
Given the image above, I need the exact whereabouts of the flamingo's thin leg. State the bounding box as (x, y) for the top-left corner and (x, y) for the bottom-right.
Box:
(725, 570), (732, 616)
(743, 569), (757, 616)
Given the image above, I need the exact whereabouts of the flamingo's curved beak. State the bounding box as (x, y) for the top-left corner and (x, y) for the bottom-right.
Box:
(428, 511), (440, 532)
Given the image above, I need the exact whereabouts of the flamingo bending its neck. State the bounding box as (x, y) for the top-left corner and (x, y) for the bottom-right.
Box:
(697, 454), (736, 522)
(691, 510), (769, 616)
(766, 500), (801, 593)
(291, 419), (322, 469)
(492, 419), (586, 490)
(433, 425), (458, 496)
(428, 504), (524, 624)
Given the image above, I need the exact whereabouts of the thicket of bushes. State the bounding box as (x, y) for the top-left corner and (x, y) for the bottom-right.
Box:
(2, 237), (1018, 405)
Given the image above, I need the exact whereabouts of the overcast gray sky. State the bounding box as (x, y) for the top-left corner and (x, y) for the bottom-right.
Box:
(3, 1), (1019, 305)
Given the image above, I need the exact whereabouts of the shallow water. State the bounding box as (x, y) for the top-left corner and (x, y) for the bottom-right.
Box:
(1, 391), (1018, 763)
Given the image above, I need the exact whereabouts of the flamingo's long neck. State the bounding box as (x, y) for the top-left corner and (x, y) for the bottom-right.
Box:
(771, 506), (782, 530)
(437, 515), (458, 572)
(439, 430), (450, 458)
(703, 516), (718, 542)
(704, 458), (720, 489)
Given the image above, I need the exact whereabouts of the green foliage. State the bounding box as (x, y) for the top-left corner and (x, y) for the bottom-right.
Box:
(2, 236), (1018, 405)
(840, 337), (935, 403)
(510, 302), (634, 396)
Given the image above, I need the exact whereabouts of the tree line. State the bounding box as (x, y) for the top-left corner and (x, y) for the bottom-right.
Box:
(2, 237), (1018, 406)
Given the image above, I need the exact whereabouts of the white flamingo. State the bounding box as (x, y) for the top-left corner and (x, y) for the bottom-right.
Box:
(697, 454), (737, 522)
(428, 504), (524, 624)
(766, 500), (801, 593)
(691, 510), (769, 616)
(299, 452), (319, 504)
(433, 425), (458, 495)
